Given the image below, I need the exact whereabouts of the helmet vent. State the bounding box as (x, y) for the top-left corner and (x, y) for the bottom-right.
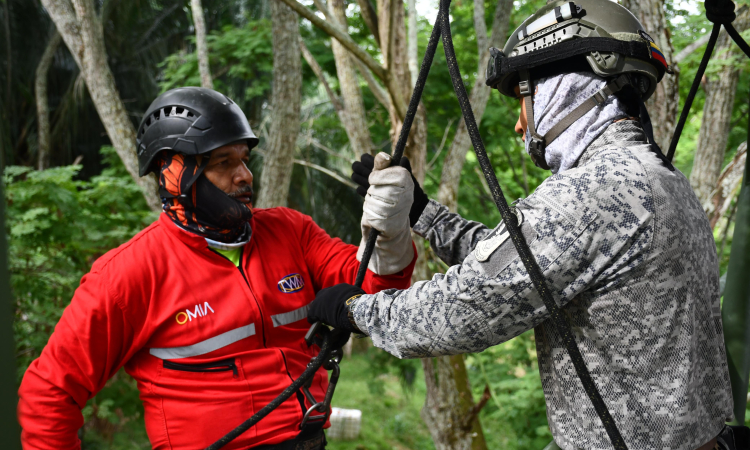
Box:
(138, 106), (201, 139)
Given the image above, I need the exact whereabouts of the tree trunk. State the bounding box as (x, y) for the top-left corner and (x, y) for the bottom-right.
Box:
(407, 0), (418, 86)
(257, 0), (301, 208)
(329, 0), (373, 156)
(437, 0), (513, 211)
(41, 0), (160, 211)
(35, 29), (61, 171)
(191, 0), (213, 89)
(690, 10), (750, 204)
(422, 355), (488, 450)
(621, 0), (679, 151)
(707, 141), (747, 229)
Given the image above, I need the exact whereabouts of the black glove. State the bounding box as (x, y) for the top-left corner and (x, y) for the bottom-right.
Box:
(307, 283), (366, 333)
(351, 154), (430, 227)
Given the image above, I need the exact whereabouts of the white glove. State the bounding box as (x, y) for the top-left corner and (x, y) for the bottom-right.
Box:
(357, 152), (415, 275)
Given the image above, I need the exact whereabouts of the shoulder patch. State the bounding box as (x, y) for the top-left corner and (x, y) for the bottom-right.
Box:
(474, 210), (524, 262)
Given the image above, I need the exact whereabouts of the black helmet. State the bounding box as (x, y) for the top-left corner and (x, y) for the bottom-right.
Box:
(484, 0), (671, 170)
(136, 87), (259, 176)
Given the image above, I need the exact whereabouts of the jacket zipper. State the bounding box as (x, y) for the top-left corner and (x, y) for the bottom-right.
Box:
(236, 247), (267, 347)
(163, 358), (238, 377)
(279, 349), (308, 417)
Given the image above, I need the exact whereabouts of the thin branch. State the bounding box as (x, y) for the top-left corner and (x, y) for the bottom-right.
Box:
(427, 118), (455, 171)
(473, 165), (491, 196)
(134, 2), (181, 49)
(274, 0), (385, 80)
(353, 57), (392, 111)
(311, 0), (333, 21)
(254, 147), (357, 188)
(461, 384), (492, 431)
(674, 31), (715, 64)
(309, 138), (353, 161)
(300, 40), (344, 111)
(356, 0), (380, 48)
(293, 158), (357, 189)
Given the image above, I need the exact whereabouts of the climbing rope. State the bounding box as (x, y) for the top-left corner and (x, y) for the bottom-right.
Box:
(207, 1), (750, 448)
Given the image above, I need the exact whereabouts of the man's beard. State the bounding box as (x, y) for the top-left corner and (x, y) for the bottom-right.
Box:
(229, 185), (254, 208)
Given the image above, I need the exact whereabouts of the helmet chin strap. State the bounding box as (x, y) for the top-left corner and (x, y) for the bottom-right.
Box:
(519, 70), (632, 171)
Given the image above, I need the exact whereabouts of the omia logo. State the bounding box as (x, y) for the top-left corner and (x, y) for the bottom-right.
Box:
(277, 273), (305, 293)
(175, 302), (215, 325)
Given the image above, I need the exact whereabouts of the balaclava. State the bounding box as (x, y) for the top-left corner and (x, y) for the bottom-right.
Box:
(158, 151), (253, 245)
(527, 71), (630, 174)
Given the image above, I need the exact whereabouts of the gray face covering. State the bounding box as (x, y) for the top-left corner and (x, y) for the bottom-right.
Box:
(525, 72), (629, 174)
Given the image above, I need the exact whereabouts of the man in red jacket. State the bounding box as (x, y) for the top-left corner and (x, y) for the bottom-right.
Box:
(17, 87), (416, 450)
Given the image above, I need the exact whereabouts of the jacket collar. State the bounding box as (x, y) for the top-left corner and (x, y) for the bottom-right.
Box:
(574, 120), (648, 168)
(158, 212), (254, 251)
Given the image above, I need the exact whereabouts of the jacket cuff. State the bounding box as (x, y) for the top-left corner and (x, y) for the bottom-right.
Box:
(351, 295), (373, 337)
(412, 199), (442, 238)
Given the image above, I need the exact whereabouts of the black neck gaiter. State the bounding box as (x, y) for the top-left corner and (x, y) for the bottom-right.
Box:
(157, 152), (253, 244)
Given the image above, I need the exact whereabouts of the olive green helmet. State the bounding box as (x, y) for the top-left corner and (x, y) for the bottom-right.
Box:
(485, 0), (671, 170)
(486, 0), (669, 100)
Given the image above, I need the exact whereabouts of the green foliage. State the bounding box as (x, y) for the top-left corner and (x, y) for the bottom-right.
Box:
(327, 353), (435, 450)
(7, 147), (156, 445)
(466, 331), (551, 450)
(159, 20), (274, 106)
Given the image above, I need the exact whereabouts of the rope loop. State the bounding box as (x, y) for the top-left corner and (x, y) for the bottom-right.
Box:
(705, 0), (736, 24)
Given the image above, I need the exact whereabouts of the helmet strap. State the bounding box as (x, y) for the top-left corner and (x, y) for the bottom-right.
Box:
(519, 70), (550, 170)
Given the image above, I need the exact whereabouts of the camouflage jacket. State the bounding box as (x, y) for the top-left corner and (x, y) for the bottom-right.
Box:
(351, 121), (733, 449)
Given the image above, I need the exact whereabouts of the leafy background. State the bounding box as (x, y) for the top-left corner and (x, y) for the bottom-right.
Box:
(3, 0), (749, 448)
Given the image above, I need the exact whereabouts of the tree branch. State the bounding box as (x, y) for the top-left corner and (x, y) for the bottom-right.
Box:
(274, 0), (386, 80)
(461, 384), (492, 431)
(674, 31), (714, 64)
(311, 0), (334, 21)
(254, 147), (357, 189)
(353, 57), (392, 111)
(299, 40), (344, 112)
(356, 0), (380, 48)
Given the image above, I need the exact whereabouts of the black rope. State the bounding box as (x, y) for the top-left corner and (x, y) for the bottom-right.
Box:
(436, 0), (627, 447)
(724, 22), (750, 58)
(666, 23), (721, 162)
(205, 336), (334, 450)
(354, 15), (443, 287)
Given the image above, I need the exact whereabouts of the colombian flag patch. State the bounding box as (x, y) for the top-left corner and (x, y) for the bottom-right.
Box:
(649, 42), (668, 68)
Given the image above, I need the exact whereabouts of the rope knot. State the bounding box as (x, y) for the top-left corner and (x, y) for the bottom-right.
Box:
(705, 0), (736, 24)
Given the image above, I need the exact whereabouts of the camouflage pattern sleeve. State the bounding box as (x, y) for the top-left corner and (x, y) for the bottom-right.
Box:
(352, 171), (647, 358)
(412, 200), (493, 266)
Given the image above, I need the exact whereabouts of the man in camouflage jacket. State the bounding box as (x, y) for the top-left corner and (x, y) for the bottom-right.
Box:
(309, 71), (733, 450)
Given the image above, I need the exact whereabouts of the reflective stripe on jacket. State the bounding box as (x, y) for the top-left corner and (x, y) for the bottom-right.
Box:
(18, 207), (416, 450)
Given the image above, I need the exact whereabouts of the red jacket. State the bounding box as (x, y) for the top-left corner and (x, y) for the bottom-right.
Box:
(18, 208), (415, 449)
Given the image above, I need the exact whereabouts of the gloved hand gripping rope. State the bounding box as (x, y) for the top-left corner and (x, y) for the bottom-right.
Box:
(207, 0), (750, 448)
